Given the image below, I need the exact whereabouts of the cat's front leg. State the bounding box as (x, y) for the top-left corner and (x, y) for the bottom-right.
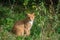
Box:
(24, 29), (30, 36)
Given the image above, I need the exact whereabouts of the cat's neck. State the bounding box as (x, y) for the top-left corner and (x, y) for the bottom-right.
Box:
(28, 20), (33, 25)
(24, 17), (34, 25)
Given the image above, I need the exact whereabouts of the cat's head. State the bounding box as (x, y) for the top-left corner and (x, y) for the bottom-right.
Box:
(27, 13), (35, 21)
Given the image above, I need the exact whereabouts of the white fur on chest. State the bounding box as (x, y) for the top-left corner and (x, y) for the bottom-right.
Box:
(29, 20), (33, 26)
(28, 20), (33, 30)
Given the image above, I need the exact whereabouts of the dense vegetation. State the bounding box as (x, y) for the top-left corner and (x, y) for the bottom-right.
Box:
(0, 0), (60, 40)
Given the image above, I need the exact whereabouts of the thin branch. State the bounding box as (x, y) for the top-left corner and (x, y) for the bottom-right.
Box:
(49, 0), (55, 15)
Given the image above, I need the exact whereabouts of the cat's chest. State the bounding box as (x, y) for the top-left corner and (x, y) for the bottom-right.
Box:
(25, 20), (33, 29)
(28, 20), (33, 26)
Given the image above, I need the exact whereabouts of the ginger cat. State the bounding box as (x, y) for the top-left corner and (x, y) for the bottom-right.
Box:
(12, 13), (35, 36)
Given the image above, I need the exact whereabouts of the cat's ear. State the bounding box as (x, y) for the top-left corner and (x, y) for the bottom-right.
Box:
(27, 13), (31, 16)
(32, 13), (34, 15)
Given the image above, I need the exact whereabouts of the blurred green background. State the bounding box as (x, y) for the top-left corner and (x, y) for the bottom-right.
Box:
(0, 0), (60, 40)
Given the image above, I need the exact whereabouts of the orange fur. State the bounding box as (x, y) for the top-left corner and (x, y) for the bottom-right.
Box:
(12, 13), (35, 36)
